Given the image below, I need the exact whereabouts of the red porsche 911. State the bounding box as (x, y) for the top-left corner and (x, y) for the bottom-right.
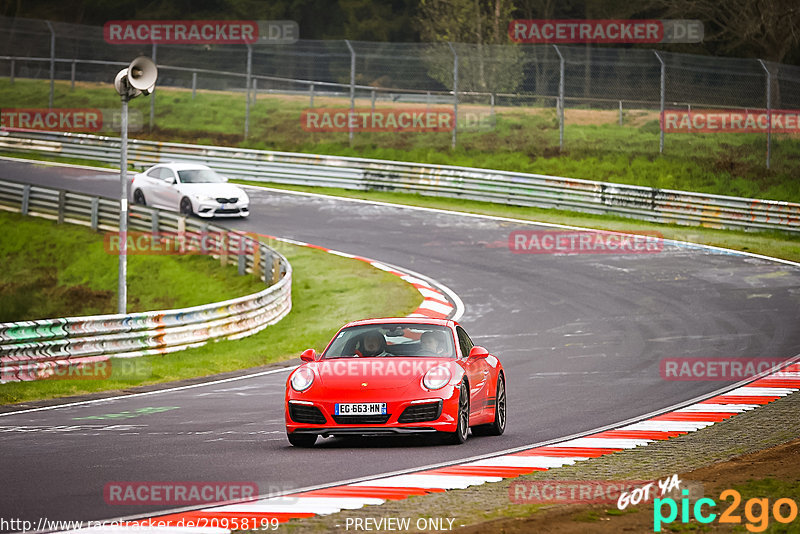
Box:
(285, 317), (506, 447)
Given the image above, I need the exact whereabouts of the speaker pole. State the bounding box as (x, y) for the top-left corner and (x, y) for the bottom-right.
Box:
(118, 92), (129, 314)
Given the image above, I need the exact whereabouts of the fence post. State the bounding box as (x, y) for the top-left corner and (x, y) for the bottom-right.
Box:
(371, 89), (376, 114)
(90, 197), (99, 230)
(447, 42), (458, 149)
(619, 100), (623, 126)
(345, 39), (356, 145)
(191, 72), (197, 100)
(654, 51), (665, 154)
(9, 58), (14, 84)
(245, 44), (252, 140)
(57, 190), (65, 224)
(491, 93), (495, 117)
(253, 78), (258, 105)
(150, 43), (157, 132)
(45, 21), (55, 109)
(21, 184), (30, 215)
(758, 59), (772, 169)
(150, 209), (159, 234)
(309, 83), (315, 107)
(70, 60), (76, 91)
(238, 250), (246, 276)
(553, 45), (565, 151)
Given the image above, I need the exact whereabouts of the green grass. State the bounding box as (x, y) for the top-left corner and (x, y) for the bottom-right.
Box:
(0, 210), (265, 321)
(2, 78), (799, 202)
(0, 236), (423, 405)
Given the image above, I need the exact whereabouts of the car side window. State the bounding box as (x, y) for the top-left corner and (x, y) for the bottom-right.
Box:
(160, 168), (176, 182)
(146, 168), (160, 178)
(456, 326), (473, 358)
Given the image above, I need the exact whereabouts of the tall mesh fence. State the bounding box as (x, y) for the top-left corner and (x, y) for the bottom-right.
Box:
(0, 15), (798, 166)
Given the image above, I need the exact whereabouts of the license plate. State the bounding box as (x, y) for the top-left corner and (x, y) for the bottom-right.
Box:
(335, 402), (387, 416)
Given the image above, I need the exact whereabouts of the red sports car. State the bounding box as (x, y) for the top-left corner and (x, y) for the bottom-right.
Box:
(285, 317), (506, 447)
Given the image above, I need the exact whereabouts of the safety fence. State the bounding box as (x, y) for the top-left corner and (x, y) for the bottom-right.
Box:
(0, 177), (292, 382)
(2, 16), (798, 164)
(1, 129), (798, 233)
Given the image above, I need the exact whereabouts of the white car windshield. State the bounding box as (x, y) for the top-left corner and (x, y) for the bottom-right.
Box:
(323, 324), (456, 359)
(177, 169), (226, 183)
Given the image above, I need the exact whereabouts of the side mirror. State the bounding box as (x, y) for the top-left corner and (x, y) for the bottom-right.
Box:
(468, 346), (489, 360)
(165, 176), (176, 185)
(300, 349), (317, 362)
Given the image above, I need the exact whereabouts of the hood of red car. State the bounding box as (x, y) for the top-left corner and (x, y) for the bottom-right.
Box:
(311, 357), (450, 391)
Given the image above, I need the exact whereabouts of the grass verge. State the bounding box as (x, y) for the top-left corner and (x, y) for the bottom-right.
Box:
(0, 238), (423, 405)
(0, 210), (265, 321)
(2, 79), (799, 202)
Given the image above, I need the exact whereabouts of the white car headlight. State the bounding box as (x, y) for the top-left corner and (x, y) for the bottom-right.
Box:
(290, 367), (315, 392)
(195, 194), (215, 202)
(423, 365), (451, 390)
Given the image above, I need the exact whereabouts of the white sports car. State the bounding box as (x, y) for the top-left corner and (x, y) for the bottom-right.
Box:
(130, 162), (249, 218)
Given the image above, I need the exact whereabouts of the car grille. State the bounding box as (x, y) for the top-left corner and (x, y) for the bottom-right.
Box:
(397, 401), (442, 423)
(214, 208), (241, 214)
(216, 197), (238, 203)
(289, 404), (326, 424)
(332, 414), (391, 425)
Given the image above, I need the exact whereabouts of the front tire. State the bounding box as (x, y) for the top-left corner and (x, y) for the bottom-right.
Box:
(179, 197), (194, 216)
(287, 433), (317, 447)
(441, 381), (469, 445)
(472, 373), (506, 436)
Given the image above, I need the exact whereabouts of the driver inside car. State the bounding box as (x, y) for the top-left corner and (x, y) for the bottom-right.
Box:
(356, 331), (391, 357)
(420, 330), (447, 355)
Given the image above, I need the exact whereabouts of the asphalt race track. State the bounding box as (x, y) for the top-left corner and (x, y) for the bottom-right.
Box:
(2, 158), (799, 526)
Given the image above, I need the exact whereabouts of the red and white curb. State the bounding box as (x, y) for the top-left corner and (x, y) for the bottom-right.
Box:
(63, 364), (799, 533)
(262, 235), (461, 321)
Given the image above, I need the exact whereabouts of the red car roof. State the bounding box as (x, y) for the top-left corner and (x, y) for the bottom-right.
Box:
(341, 317), (456, 329)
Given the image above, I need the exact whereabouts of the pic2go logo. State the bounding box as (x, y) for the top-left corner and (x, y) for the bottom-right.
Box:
(654, 489), (798, 532)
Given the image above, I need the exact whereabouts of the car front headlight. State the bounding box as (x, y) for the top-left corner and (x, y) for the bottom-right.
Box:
(422, 365), (451, 390)
(290, 367), (315, 392)
(195, 194), (215, 202)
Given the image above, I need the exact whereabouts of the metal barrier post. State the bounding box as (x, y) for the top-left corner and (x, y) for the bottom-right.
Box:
(758, 59), (772, 169)
(654, 51), (665, 154)
(191, 72), (197, 100)
(9, 58), (14, 84)
(45, 21), (55, 109)
(70, 60), (76, 91)
(90, 197), (99, 230)
(345, 40), (356, 145)
(238, 252), (246, 276)
(149, 44), (157, 132)
(57, 190), (65, 224)
(309, 83), (314, 107)
(448, 42), (458, 149)
(619, 100), (623, 126)
(245, 44), (252, 140)
(553, 45), (565, 151)
(151, 209), (159, 234)
(21, 184), (30, 215)
(253, 78), (258, 105)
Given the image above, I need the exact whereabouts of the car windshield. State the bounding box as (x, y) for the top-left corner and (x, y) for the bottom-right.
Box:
(323, 323), (456, 359)
(177, 169), (226, 183)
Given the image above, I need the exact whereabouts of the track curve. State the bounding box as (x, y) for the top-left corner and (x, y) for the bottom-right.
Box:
(1, 158), (799, 526)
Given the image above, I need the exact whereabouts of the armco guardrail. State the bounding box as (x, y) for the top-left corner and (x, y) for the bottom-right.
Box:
(1, 130), (799, 233)
(0, 178), (291, 382)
